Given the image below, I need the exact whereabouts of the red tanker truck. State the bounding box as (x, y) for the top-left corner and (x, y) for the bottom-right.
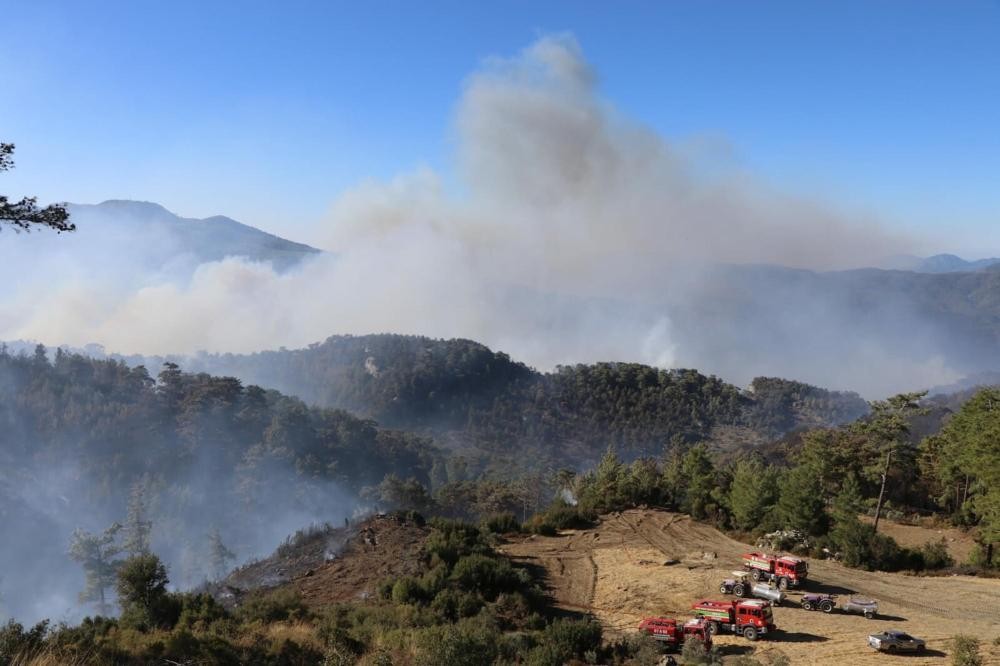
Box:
(637, 616), (712, 651)
(742, 551), (808, 589)
(690, 599), (776, 641)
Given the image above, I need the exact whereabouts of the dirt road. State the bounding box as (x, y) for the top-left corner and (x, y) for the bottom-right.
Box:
(504, 509), (1000, 664)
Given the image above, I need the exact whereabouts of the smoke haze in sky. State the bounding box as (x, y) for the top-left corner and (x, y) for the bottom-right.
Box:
(4, 35), (964, 398)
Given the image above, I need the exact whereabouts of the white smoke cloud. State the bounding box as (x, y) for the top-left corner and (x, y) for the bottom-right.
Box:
(3, 34), (951, 395)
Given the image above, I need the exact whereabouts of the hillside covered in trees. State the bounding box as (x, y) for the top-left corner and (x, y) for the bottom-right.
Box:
(0, 345), (440, 624)
(127, 334), (869, 467)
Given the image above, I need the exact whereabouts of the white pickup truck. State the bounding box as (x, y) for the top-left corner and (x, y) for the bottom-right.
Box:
(868, 630), (926, 653)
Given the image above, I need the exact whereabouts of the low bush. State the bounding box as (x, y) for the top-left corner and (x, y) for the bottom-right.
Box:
(482, 512), (521, 534)
(236, 589), (310, 624)
(951, 634), (983, 666)
(920, 539), (956, 570)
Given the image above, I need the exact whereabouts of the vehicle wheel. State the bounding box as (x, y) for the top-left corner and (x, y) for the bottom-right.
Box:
(887, 645), (897, 653)
(778, 577), (789, 590)
(802, 600), (813, 611)
(820, 600), (834, 613)
(917, 645), (925, 652)
(864, 611), (874, 620)
(750, 569), (762, 582)
(743, 626), (758, 641)
(734, 583), (746, 597)
(705, 622), (718, 637)
(720, 584), (729, 594)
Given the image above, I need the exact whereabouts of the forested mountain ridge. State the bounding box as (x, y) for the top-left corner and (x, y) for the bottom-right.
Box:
(117, 334), (869, 465)
(0, 344), (440, 623)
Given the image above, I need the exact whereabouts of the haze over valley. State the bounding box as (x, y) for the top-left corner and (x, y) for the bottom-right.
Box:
(3, 6), (999, 665)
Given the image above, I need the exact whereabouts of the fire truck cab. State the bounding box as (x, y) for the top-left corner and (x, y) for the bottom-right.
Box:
(637, 616), (712, 651)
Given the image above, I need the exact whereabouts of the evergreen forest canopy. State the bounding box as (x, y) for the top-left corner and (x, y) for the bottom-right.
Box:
(120, 334), (871, 468)
(0, 335), (998, 664)
(0, 335), (867, 626)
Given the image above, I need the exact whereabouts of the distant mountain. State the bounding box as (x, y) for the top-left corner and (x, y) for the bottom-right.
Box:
(882, 253), (1000, 273)
(67, 200), (321, 271)
(0, 199), (320, 304)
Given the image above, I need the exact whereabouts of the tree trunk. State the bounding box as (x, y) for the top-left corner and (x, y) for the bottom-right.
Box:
(873, 448), (892, 532)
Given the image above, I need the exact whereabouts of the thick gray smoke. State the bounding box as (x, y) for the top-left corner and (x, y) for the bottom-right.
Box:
(3, 35), (963, 397)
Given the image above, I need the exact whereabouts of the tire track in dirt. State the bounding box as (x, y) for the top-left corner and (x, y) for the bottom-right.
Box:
(505, 509), (1000, 665)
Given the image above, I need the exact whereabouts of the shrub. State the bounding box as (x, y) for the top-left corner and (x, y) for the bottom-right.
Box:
(482, 512), (521, 534)
(921, 539), (955, 570)
(681, 636), (723, 665)
(450, 554), (524, 601)
(430, 588), (482, 621)
(116, 555), (182, 631)
(526, 617), (602, 666)
(830, 516), (910, 570)
(414, 621), (499, 666)
(967, 544), (998, 569)
(952, 635), (983, 666)
(236, 588), (309, 624)
(525, 502), (595, 535)
(174, 592), (230, 631)
(391, 576), (424, 605)
(425, 519), (490, 566)
(0, 619), (49, 662)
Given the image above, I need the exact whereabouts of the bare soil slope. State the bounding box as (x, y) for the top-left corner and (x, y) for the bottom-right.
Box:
(214, 513), (429, 609)
(504, 509), (1000, 665)
(859, 515), (977, 564)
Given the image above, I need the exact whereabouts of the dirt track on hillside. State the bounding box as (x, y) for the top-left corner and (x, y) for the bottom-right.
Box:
(504, 509), (1000, 665)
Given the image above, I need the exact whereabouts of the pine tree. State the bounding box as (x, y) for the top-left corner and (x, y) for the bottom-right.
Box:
(0, 142), (73, 232)
(679, 444), (717, 520)
(208, 528), (236, 580)
(123, 480), (152, 557)
(729, 456), (779, 532)
(853, 392), (927, 531)
(776, 464), (827, 536)
(68, 523), (123, 615)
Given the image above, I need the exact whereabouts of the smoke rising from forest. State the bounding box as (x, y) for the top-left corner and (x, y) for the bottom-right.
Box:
(1, 35), (969, 399)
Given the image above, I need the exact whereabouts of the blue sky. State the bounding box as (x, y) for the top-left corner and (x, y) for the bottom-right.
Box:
(3, 1), (998, 253)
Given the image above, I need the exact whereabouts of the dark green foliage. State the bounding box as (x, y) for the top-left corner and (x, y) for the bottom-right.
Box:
(449, 554), (525, 601)
(169, 335), (861, 472)
(413, 618), (501, 666)
(674, 444), (724, 521)
(776, 462), (828, 536)
(481, 512), (521, 534)
(829, 517), (904, 570)
(174, 593), (230, 631)
(424, 518), (491, 566)
(0, 618), (49, 664)
(920, 539), (956, 570)
(919, 388), (1000, 561)
(68, 523), (123, 615)
(390, 577), (424, 605)
(745, 377), (869, 436)
(0, 142), (74, 233)
(525, 617), (602, 666)
(235, 588), (310, 624)
(525, 501), (595, 535)
(728, 455), (779, 532)
(116, 554), (177, 630)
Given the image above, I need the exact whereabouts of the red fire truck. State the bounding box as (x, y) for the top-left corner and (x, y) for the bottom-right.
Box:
(742, 551), (808, 589)
(690, 599), (776, 641)
(637, 617), (712, 651)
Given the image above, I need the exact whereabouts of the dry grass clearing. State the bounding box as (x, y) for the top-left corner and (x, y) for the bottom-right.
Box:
(504, 509), (1000, 665)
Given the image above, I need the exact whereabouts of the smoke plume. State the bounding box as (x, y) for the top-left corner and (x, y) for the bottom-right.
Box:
(3, 35), (962, 397)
